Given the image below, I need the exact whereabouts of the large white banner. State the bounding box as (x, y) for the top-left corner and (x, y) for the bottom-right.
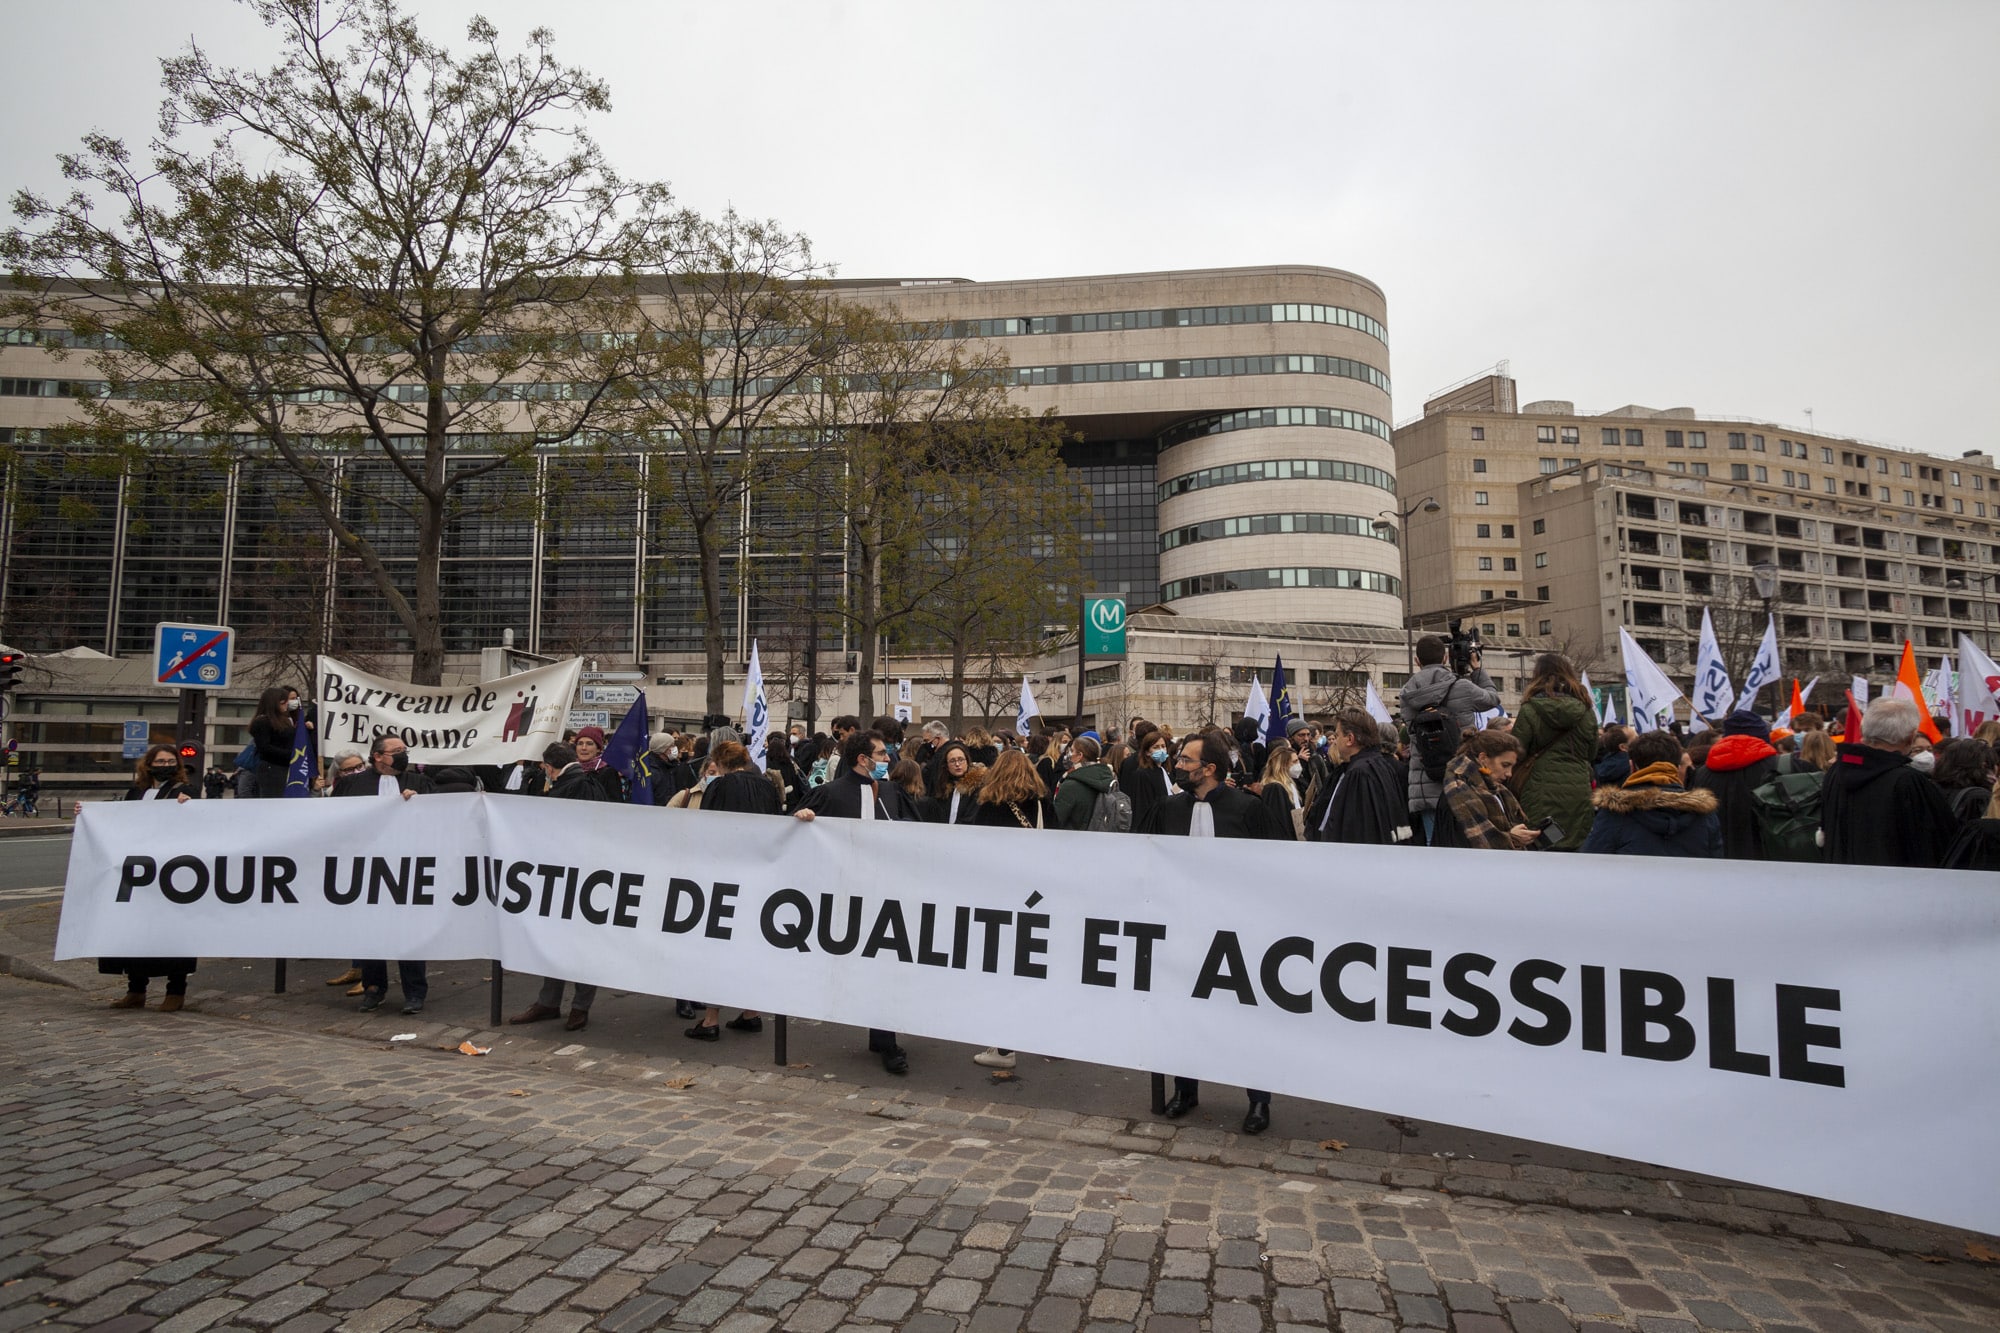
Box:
(55, 796), (2000, 1236)
(315, 655), (583, 765)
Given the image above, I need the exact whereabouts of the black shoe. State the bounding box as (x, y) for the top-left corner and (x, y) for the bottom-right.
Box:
(1241, 1101), (1271, 1136)
(725, 1015), (763, 1034)
(358, 989), (384, 1013)
(1163, 1091), (1199, 1119)
(400, 999), (424, 1015)
(880, 1045), (909, 1076)
(675, 1000), (700, 1020)
(684, 1023), (719, 1041)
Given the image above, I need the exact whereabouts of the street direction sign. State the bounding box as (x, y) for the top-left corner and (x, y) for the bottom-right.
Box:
(566, 709), (611, 732)
(153, 622), (234, 690)
(1082, 598), (1127, 657)
(579, 670), (645, 683)
(121, 720), (150, 760)
(579, 685), (640, 708)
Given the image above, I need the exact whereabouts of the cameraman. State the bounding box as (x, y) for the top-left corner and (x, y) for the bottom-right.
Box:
(1397, 633), (1501, 844)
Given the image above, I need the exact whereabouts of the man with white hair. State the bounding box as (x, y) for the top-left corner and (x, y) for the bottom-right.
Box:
(1819, 697), (1958, 867)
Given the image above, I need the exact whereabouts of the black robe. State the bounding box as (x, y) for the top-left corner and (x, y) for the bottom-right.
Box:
(798, 770), (923, 822)
(1819, 744), (1959, 868)
(101, 781), (200, 979)
(1142, 783), (1286, 840)
(332, 770), (437, 798)
(701, 769), (784, 815)
(1312, 748), (1411, 846)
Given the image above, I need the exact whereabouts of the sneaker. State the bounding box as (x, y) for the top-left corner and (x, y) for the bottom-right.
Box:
(973, 1048), (1016, 1070)
(358, 990), (384, 1012)
(400, 999), (424, 1016)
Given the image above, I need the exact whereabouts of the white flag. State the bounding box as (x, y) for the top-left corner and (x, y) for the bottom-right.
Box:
(1363, 679), (1395, 729)
(1016, 676), (1041, 738)
(1619, 627), (1684, 733)
(1925, 656), (1957, 733)
(740, 640), (769, 771)
(1957, 636), (2000, 736)
(1601, 690), (1620, 727)
(1851, 675), (1871, 707)
(1243, 675), (1270, 732)
(1801, 676), (1818, 705)
(1472, 706), (1506, 732)
(1739, 616), (1781, 704)
(1690, 609), (1736, 725)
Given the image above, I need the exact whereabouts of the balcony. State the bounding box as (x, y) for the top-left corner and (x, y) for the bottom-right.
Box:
(1632, 602), (1669, 629)
(1630, 565), (1665, 593)
(1862, 528), (1890, 550)
(1683, 537), (1713, 562)
(1864, 559), (1891, 581)
(1626, 496), (1659, 521)
(1835, 556), (1864, 579)
(1627, 531), (1662, 556)
(1678, 505), (1708, 527)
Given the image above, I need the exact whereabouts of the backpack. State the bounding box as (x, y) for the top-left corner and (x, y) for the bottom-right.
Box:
(1750, 769), (1824, 862)
(1407, 679), (1461, 783)
(1085, 779), (1134, 833)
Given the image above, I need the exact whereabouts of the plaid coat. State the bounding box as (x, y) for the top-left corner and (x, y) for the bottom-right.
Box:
(1440, 753), (1528, 849)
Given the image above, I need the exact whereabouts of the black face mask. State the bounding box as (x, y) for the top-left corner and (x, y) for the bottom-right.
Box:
(1172, 768), (1201, 791)
(149, 764), (178, 778)
(388, 751), (409, 773)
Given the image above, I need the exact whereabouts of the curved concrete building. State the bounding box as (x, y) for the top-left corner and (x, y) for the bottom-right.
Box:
(871, 265), (1400, 627)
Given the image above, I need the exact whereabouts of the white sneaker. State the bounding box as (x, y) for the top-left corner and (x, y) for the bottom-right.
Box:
(973, 1048), (1016, 1069)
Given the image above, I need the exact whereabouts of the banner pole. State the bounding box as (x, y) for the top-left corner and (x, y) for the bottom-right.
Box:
(773, 1014), (788, 1066)
(490, 964), (503, 1028)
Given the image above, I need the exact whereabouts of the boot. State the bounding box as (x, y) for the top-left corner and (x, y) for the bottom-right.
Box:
(159, 995), (185, 1013)
(109, 992), (147, 1010)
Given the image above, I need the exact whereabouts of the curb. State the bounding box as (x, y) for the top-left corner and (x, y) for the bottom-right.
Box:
(0, 952), (82, 988)
(0, 821), (73, 839)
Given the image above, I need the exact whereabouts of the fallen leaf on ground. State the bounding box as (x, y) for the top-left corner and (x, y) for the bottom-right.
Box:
(1968, 1241), (2000, 1263)
(787, 1062), (812, 1070)
(457, 1041), (490, 1056)
(1318, 1139), (1348, 1152)
(989, 1070), (1016, 1081)
(507, 1089), (528, 1097)
(662, 1076), (697, 1090)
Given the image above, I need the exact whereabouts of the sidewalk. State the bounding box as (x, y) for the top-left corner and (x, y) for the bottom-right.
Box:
(3, 974), (1996, 1333)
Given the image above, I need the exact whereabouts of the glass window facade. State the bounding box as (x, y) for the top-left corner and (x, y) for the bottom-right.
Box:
(1159, 566), (1400, 603)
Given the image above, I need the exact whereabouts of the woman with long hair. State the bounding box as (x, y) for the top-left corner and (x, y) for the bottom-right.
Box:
(247, 686), (296, 799)
(924, 742), (981, 824)
(1120, 727), (1175, 831)
(100, 744), (198, 1009)
(764, 731), (805, 812)
(1510, 653), (1596, 849)
(973, 749), (1054, 829)
(962, 726), (999, 768)
(1797, 730), (1838, 772)
(1436, 731), (1540, 849)
(1931, 737), (1997, 823)
(1257, 742), (1304, 840)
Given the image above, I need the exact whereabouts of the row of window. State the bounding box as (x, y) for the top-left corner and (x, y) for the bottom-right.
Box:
(1157, 457), (1397, 503)
(1156, 405), (1392, 449)
(1158, 511), (1400, 552)
(1007, 353), (1390, 396)
(1159, 566), (1400, 602)
(955, 301), (1387, 346)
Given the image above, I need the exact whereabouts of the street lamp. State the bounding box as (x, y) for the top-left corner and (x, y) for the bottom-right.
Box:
(1947, 573), (1995, 656)
(1374, 496), (1442, 676)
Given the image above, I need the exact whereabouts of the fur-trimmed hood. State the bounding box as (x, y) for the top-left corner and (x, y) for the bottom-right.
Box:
(1592, 784), (1718, 815)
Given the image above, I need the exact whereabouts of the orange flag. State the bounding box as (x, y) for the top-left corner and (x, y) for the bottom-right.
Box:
(1789, 678), (1806, 719)
(1896, 641), (1943, 743)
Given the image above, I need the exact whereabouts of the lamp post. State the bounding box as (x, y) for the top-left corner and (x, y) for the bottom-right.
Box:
(1947, 573), (1995, 656)
(1750, 560), (1780, 691)
(1374, 496), (1441, 677)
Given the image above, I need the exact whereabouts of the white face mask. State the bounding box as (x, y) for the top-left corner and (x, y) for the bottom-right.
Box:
(1289, 763), (1303, 781)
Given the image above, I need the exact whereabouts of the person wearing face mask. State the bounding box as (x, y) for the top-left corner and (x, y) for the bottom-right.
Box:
(1051, 734), (1118, 831)
(332, 736), (435, 1013)
(1120, 728), (1175, 830)
(247, 686), (298, 798)
(1256, 743), (1304, 840)
(794, 728), (923, 1074)
(512, 742), (607, 1032)
(1141, 733), (1286, 1135)
(101, 745), (199, 1011)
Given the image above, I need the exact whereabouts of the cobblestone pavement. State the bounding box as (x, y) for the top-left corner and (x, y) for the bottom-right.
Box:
(4, 977), (1998, 1333)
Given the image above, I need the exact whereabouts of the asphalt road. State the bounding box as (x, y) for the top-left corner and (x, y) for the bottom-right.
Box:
(0, 832), (68, 898)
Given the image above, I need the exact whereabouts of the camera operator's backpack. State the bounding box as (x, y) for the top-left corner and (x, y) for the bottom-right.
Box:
(1086, 778), (1134, 833)
(1407, 679), (1461, 783)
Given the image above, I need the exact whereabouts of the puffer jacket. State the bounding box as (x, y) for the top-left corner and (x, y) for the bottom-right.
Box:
(1689, 733), (1779, 859)
(1511, 691), (1597, 849)
(1398, 665), (1501, 812)
(1582, 783), (1722, 857)
(1052, 761), (1113, 831)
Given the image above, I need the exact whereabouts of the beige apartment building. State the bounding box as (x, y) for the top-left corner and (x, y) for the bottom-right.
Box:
(1395, 371), (2000, 691)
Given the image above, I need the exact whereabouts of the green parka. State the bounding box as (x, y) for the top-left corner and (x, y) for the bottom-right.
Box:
(1511, 691), (1598, 849)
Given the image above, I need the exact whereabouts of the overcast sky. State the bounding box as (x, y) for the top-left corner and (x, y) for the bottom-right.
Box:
(6, 1), (1995, 455)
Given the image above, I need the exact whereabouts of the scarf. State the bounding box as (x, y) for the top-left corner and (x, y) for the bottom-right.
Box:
(1623, 760), (1683, 789)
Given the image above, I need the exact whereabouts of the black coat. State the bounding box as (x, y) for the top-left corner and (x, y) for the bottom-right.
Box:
(1689, 734), (1779, 860)
(922, 782), (983, 826)
(333, 769), (437, 798)
(1944, 819), (2000, 871)
(545, 764), (608, 802)
(121, 779), (197, 803)
(1312, 748), (1411, 846)
(701, 769), (784, 815)
(798, 770), (923, 821)
(971, 796), (1057, 829)
(1819, 744), (1960, 868)
(1142, 784), (1287, 840)
(1118, 756), (1173, 830)
(104, 781), (198, 978)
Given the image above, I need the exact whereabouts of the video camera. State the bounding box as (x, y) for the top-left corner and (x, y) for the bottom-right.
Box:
(1446, 618), (1482, 677)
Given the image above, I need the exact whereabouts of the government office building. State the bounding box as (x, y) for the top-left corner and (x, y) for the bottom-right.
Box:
(1, 265), (1420, 789)
(1393, 371), (2000, 691)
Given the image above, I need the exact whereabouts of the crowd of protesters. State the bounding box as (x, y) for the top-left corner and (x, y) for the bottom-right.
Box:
(97, 634), (2000, 1137)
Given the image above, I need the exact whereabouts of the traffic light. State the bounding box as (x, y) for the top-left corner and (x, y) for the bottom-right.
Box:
(178, 742), (202, 771)
(0, 652), (22, 694)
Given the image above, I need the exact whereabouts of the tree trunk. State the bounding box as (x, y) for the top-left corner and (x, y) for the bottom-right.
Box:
(855, 531), (880, 721)
(948, 631), (970, 734)
(698, 523), (726, 719)
(410, 427), (449, 686)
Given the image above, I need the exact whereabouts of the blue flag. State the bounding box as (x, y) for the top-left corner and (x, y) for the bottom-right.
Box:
(601, 695), (653, 806)
(283, 708), (317, 798)
(1264, 655), (1294, 747)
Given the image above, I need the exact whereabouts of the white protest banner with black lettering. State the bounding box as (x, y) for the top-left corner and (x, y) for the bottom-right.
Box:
(55, 796), (2000, 1236)
(315, 655), (583, 765)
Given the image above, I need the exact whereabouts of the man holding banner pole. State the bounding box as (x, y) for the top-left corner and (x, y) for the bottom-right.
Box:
(510, 742), (608, 1032)
(332, 736), (434, 1014)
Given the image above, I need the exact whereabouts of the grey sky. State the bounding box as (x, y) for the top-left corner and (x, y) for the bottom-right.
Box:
(6, 1), (1995, 454)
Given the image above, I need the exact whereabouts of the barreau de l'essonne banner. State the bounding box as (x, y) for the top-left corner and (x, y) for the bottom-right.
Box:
(56, 795), (2000, 1235)
(314, 655), (583, 765)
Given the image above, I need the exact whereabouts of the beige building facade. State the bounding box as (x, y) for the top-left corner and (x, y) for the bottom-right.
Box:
(1395, 372), (2000, 690)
